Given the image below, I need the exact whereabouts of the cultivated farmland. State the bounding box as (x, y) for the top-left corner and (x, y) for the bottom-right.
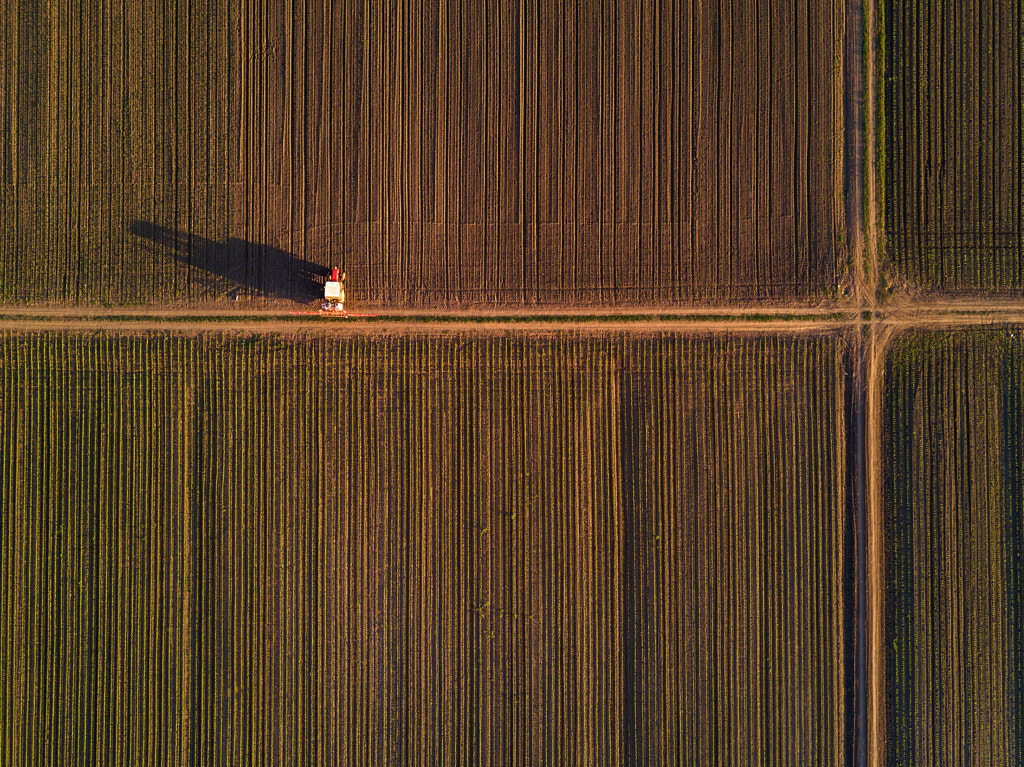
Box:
(883, 330), (1024, 766)
(883, 0), (1024, 292)
(0, 331), (853, 764)
(0, 0), (847, 306)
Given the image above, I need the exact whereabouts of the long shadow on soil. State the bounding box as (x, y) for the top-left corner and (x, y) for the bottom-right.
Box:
(129, 221), (328, 301)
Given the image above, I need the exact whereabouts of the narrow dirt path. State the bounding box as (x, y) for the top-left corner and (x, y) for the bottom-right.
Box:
(1, 307), (1022, 334)
(3, 303), (1024, 329)
(864, 0), (881, 306)
(866, 324), (893, 767)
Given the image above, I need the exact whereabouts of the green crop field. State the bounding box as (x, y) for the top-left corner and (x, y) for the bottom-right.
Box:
(883, 0), (1024, 292)
(883, 330), (1024, 766)
(0, 331), (853, 764)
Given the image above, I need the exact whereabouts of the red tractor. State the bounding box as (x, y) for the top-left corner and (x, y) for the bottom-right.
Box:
(322, 268), (346, 313)
(290, 268), (374, 317)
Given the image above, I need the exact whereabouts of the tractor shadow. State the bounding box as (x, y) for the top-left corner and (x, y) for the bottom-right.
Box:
(128, 221), (328, 302)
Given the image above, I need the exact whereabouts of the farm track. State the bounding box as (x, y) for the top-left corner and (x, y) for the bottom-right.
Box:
(0, 301), (1022, 332)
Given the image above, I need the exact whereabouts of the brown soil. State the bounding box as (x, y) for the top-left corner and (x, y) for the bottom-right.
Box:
(5, 0), (848, 306)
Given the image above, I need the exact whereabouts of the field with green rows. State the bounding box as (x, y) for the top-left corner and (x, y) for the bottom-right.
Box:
(883, 329), (1024, 766)
(0, 331), (853, 764)
(883, 0), (1024, 292)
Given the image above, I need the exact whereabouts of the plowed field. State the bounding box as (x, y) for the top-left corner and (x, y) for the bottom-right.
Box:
(0, 0), (847, 306)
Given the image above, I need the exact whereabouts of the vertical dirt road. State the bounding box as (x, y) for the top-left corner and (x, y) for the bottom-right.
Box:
(866, 324), (891, 767)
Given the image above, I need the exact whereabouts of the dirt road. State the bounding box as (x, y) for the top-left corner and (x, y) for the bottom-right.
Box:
(1, 301), (1023, 332)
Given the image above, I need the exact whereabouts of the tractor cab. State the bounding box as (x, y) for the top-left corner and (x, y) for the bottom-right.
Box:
(323, 269), (346, 312)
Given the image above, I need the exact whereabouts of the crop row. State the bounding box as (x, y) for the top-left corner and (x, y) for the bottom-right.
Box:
(0, 331), (852, 765)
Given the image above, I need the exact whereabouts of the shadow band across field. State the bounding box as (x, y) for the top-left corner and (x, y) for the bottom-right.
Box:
(128, 221), (329, 302)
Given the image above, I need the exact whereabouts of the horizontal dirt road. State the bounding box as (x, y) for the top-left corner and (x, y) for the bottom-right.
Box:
(1, 301), (1023, 333)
